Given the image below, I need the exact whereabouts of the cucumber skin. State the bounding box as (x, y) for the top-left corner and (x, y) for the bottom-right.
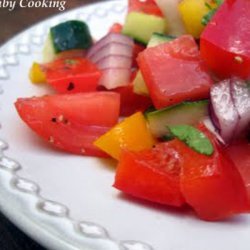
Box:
(122, 12), (167, 45)
(50, 20), (93, 54)
(148, 33), (176, 47)
(146, 100), (209, 138)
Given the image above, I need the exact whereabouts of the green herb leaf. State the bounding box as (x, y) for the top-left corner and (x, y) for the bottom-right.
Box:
(214, 0), (223, 5)
(201, 0), (224, 26)
(202, 8), (217, 26)
(161, 134), (175, 142)
(168, 125), (214, 156)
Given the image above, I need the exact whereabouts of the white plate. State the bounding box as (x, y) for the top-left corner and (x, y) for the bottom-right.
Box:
(0, 1), (250, 250)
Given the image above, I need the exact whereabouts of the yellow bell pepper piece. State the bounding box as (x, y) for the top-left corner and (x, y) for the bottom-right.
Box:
(94, 112), (156, 160)
(29, 62), (46, 84)
(178, 0), (217, 39)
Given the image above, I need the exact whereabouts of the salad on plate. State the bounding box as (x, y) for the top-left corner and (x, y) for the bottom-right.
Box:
(15, 0), (250, 221)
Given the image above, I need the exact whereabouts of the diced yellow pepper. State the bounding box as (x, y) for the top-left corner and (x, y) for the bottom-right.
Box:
(94, 112), (156, 160)
(178, 0), (217, 39)
(29, 62), (46, 84)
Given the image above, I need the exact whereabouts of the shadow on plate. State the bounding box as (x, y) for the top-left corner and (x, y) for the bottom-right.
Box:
(116, 193), (250, 225)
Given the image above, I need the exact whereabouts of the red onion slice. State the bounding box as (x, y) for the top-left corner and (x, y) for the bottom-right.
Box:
(231, 77), (250, 136)
(99, 68), (131, 89)
(86, 33), (134, 89)
(88, 43), (133, 64)
(87, 33), (134, 58)
(96, 55), (132, 69)
(210, 79), (239, 143)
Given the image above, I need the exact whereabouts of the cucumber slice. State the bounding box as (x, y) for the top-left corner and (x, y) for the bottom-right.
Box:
(148, 33), (176, 47)
(146, 100), (208, 138)
(122, 12), (167, 44)
(43, 20), (92, 62)
(43, 33), (56, 63)
(133, 71), (149, 96)
(51, 20), (92, 53)
(133, 33), (175, 96)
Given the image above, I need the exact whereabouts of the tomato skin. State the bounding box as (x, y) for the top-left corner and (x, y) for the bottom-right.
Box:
(180, 125), (250, 220)
(138, 35), (213, 109)
(114, 83), (152, 116)
(200, 0), (250, 79)
(128, 0), (163, 17)
(15, 92), (120, 157)
(45, 58), (101, 94)
(132, 43), (146, 68)
(114, 141), (185, 207)
(224, 139), (250, 201)
(55, 49), (86, 60)
(109, 23), (123, 33)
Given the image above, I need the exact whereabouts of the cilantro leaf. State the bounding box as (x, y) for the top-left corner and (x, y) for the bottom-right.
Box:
(168, 125), (214, 156)
(201, 0), (224, 26)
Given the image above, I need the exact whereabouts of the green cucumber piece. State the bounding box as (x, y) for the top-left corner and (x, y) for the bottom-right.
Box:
(133, 33), (175, 96)
(168, 125), (214, 156)
(133, 71), (149, 96)
(51, 20), (92, 53)
(146, 100), (209, 138)
(122, 12), (167, 45)
(147, 33), (176, 47)
(43, 20), (92, 62)
(43, 33), (56, 63)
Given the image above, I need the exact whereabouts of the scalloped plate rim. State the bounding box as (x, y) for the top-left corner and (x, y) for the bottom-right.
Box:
(0, 1), (132, 250)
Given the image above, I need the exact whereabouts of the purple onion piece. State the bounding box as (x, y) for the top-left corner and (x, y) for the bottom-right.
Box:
(88, 43), (133, 64)
(86, 33), (134, 90)
(99, 68), (131, 89)
(209, 101), (221, 132)
(210, 79), (239, 144)
(96, 55), (132, 70)
(87, 33), (134, 58)
(230, 77), (250, 137)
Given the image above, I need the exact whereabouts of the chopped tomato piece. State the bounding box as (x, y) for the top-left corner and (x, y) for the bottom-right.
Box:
(128, 0), (163, 17)
(200, 0), (250, 79)
(132, 43), (146, 68)
(15, 92), (120, 157)
(45, 58), (101, 94)
(55, 49), (86, 60)
(114, 141), (185, 207)
(138, 35), (213, 109)
(109, 23), (123, 33)
(180, 124), (249, 220)
(114, 83), (152, 116)
(224, 139), (250, 201)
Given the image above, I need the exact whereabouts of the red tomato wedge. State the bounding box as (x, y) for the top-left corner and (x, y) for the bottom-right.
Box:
(114, 142), (185, 207)
(200, 0), (250, 79)
(114, 83), (152, 116)
(180, 125), (249, 220)
(224, 139), (250, 201)
(15, 92), (120, 157)
(138, 35), (213, 109)
(45, 58), (101, 94)
(128, 0), (163, 17)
